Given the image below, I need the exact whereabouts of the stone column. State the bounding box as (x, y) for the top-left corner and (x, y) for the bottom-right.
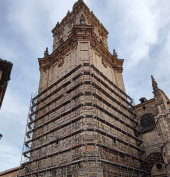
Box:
(155, 108), (170, 176)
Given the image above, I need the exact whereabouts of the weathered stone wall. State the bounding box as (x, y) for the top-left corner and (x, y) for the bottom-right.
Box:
(136, 84), (170, 177)
(142, 130), (162, 156)
(19, 61), (145, 176)
(136, 99), (162, 156)
(0, 167), (19, 177)
(39, 46), (81, 92)
(155, 108), (170, 176)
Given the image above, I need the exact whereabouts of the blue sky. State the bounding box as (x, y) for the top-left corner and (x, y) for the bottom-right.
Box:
(0, 0), (170, 172)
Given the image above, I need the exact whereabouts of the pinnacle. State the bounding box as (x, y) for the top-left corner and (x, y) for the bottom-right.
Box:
(73, 0), (85, 9)
(44, 47), (49, 57)
(113, 49), (118, 58)
(151, 75), (158, 91)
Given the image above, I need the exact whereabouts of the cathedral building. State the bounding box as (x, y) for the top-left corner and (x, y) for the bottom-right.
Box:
(0, 1), (170, 177)
(136, 76), (170, 177)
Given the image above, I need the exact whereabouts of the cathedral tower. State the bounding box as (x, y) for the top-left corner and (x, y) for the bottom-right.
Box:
(19, 1), (149, 176)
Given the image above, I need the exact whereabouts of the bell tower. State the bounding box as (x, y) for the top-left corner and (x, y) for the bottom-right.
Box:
(19, 1), (149, 176)
(38, 0), (125, 93)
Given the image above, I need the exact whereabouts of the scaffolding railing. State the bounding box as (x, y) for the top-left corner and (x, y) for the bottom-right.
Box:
(19, 63), (149, 177)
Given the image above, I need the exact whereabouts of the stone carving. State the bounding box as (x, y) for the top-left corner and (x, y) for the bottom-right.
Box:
(58, 57), (64, 67)
(102, 57), (108, 68)
(52, 0), (109, 51)
(80, 13), (86, 25)
(68, 23), (72, 30)
(155, 108), (170, 119)
(113, 49), (118, 59)
(44, 47), (49, 57)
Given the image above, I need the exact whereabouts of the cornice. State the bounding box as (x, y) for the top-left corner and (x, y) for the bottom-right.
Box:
(0, 166), (20, 176)
(39, 33), (78, 71)
(39, 25), (123, 72)
(135, 98), (155, 108)
(90, 33), (124, 72)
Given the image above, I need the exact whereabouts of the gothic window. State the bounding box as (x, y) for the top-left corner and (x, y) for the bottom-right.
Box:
(140, 113), (155, 133)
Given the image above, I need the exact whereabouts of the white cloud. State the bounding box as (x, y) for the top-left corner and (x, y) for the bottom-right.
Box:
(105, 0), (170, 68)
(0, 144), (21, 171)
(155, 30), (170, 78)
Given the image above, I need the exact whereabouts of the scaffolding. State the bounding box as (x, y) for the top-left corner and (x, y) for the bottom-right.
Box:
(19, 63), (149, 177)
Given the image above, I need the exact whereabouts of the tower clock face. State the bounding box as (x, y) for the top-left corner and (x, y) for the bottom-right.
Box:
(140, 114), (155, 128)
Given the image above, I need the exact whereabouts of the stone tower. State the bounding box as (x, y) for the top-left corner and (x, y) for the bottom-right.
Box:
(19, 1), (149, 176)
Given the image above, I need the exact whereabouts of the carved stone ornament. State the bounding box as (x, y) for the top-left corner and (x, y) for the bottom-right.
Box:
(102, 57), (108, 68)
(155, 108), (170, 119)
(68, 23), (72, 29)
(80, 13), (86, 25)
(112, 59), (118, 65)
(58, 57), (64, 67)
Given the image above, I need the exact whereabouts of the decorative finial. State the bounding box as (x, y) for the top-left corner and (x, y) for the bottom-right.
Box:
(56, 22), (59, 27)
(151, 75), (158, 91)
(113, 49), (118, 58)
(73, 0), (83, 9)
(67, 10), (70, 15)
(80, 13), (86, 25)
(44, 47), (49, 57)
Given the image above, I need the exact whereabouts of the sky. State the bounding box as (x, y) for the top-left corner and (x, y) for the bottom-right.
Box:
(0, 0), (170, 172)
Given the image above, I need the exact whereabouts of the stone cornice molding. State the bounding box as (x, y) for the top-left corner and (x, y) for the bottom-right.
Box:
(135, 98), (155, 108)
(91, 34), (124, 72)
(39, 25), (123, 72)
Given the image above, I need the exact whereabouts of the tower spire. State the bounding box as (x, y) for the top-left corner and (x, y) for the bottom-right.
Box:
(151, 75), (158, 91)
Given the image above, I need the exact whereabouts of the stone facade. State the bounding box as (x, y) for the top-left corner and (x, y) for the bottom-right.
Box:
(1, 1), (170, 177)
(135, 76), (170, 177)
(0, 167), (19, 177)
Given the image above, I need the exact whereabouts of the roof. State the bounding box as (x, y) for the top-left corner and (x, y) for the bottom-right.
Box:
(135, 98), (155, 108)
(0, 166), (20, 176)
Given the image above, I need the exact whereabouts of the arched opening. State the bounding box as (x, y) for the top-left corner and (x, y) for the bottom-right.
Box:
(140, 113), (155, 133)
